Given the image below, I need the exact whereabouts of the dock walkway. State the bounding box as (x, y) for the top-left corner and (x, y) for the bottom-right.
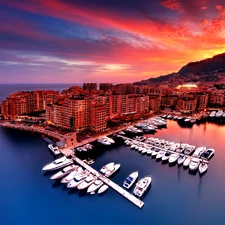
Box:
(73, 156), (144, 209)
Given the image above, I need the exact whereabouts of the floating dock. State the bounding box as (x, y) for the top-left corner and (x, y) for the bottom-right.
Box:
(73, 156), (144, 209)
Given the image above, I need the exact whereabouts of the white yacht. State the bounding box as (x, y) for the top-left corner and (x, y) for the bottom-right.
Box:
(201, 148), (215, 160)
(199, 162), (208, 174)
(192, 147), (206, 158)
(209, 111), (216, 118)
(98, 184), (109, 194)
(118, 131), (125, 135)
(67, 170), (90, 188)
(151, 148), (159, 156)
(184, 117), (191, 122)
(216, 110), (223, 117)
(162, 152), (171, 161)
(168, 153), (179, 164)
(177, 155), (186, 165)
(183, 145), (195, 155)
(123, 171), (139, 189)
(103, 136), (115, 144)
(177, 116), (183, 120)
(105, 164), (120, 177)
(77, 174), (96, 190)
(50, 164), (78, 180)
(61, 167), (83, 183)
(87, 179), (103, 193)
(133, 176), (152, 198)
(147, 149), (152, 155)
(85, 144), (93, 150)
(48, 144), (61, 155)
(42, 156), (73, 171)
(156, 150), (165, 160)
(100, 162), (115, 174)
(97, 137), (111, 145)
(189, 158), (200, 171)
(183, 157), (191, 167)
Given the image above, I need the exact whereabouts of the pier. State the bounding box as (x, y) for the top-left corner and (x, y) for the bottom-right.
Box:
(73, 156), (144, 209)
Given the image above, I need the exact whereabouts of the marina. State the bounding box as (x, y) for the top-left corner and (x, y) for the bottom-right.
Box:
(1, 117), (224, 225)
(72, 156), (144, 208)
(116, 134), (211, 165)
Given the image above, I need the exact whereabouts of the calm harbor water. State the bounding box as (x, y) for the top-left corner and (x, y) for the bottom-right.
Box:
(1, 120), (225, 225)
(1, 84), (225, 225)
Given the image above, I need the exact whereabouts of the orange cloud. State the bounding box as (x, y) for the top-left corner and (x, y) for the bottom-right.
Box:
(1, 0), (225, 83)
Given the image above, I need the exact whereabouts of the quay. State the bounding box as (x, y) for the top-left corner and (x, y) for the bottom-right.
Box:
(73, 156), (144, 209)
(116, 134), (209, 163)
(0, 122), (66, 141)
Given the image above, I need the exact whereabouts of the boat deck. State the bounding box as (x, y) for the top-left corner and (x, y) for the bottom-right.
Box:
(116, 134), (210, 163)
(73, 156), (144, 209)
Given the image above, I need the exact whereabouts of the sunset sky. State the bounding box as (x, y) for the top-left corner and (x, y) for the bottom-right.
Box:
(1, 0), (225, 83)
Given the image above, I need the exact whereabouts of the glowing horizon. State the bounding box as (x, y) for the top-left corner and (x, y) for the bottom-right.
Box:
(0, 0), (225, 83)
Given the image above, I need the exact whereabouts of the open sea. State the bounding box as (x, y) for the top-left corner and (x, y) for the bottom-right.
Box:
(1, 84), (225, 225)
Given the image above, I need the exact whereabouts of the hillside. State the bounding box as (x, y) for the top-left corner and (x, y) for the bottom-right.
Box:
(134, 52), (225, 85)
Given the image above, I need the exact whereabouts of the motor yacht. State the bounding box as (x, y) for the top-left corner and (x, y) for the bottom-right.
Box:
(42, 156), (73, 171)
(133, 176), (152, 197)
(77, 174), (96, 190)
(156, 150), (165, 160)
(173, 116), (178, 120)
(209, 111), (216, 118)
(118, 131), (125, 135)
(216, 110), (223, 118)
(189, 158), (200, 171)
(184, 117), (191, 122)
(147, 149), (152, 155)
(201, 148), (215, 160)
(48, 144), (61, 155)
(66, 170), (90, 188)
(192, 147), (206, 158)
(177, 155), (186, 165)
(123, 171), (139, 189)
(98, 184), (109, 194)
(162, 152), (171, 161)
(103, 136), (115, 144)
(183, 145), (195, 155)
(199, 161), (208, 174)
(87, 179), (103, 193)
(151, 148), (159, 156)
(85, 144), (93, 150)
(80, 147), (87, 152)
(50, 164), (78, 180)
(61, 167), (83, 183)
(168, 153), (179, 164)
(141, 148), (147, 154)
(100, 162), (115, 174)
(183, 157), (191, 167)
(177, 116), (183, 121)
(97, 137), (111, 145)
(105, 164), (120, 177)
(176, 146), (185, 153)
